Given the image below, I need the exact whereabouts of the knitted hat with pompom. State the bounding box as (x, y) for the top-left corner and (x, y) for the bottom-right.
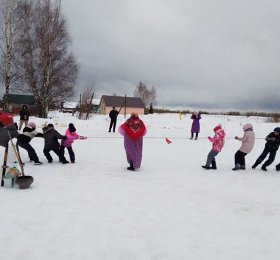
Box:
(27, 122), (36, 129)
(213, 125), (221, 132)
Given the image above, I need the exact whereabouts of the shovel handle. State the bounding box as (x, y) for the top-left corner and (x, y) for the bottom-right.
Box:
(1, 145), (9, 187)
(7, 131), (25, 176)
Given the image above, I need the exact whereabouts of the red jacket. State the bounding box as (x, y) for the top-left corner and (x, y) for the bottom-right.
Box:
(208, 128), (226, 152)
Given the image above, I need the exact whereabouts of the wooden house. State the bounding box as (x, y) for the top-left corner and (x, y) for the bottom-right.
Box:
(2, 94), (36, 114)
(100, 95), (145, 115)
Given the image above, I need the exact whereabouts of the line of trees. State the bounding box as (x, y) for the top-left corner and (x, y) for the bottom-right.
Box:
(0, 0), (78, 117)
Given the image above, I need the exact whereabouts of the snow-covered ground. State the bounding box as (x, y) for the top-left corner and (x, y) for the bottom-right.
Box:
(1, 112), (280, 260)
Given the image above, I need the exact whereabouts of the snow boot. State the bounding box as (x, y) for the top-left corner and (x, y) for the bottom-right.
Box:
(127, 163), (135, 171)
(201, 165), (210, 170)
(232, 164), (241, 171)
(34, 161), (43, 165)
(210, 161), (217, 170)
(240, 165), (246, 170)
(252, 159), (262, 169)
(261, 165), (267, 171)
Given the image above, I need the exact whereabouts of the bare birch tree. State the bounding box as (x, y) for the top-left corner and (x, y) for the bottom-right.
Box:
(134, 81), (157, 108)
(15, 0), (78, 117)
(0, 0), (19, 97)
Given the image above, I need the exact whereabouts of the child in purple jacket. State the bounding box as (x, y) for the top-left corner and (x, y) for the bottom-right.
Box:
(61, 123), (87, 163)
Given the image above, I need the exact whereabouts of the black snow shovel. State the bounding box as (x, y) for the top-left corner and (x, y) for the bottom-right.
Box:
(8, 131), (34, 189)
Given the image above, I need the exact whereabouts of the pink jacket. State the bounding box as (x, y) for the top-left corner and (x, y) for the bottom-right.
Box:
(208, 128), (226, 152)
(61, 129), (86, 147)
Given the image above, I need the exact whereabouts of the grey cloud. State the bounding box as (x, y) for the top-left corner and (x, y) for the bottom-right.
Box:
(62, 0), (280, 111)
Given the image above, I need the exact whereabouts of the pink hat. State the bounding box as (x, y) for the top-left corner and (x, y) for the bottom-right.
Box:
(27, 122), (36, 129)
(213, 125), (221, 132)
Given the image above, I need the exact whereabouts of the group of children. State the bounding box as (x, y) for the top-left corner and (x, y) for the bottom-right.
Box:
(4, 113), (280, 172)
(17, 122), (87, 165)
(202, 123), (280, 172)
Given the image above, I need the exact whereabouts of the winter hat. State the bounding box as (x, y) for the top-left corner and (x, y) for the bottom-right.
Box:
(131, 112), (138, 118)
(69, 123), (76, 133)
(243, 123), (253, 131)
(274, 127), (280, 133)
(27, 122), (36, 129)
(213, 125), (222, 132)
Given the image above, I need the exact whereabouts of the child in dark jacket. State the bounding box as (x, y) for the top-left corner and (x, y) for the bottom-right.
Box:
(61, 123), (87, 163)
(0, 123), (19, 147)
(17, 122), (43, 165)
(252, 127), (280, 171)
(42, 123), (69, 164)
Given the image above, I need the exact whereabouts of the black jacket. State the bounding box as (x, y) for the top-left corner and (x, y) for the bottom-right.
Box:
(109, 109), (119, 120)
(43, 125), (66, 150)
(265, 132), (280, 151)
(17, 127), (43, 144)
(0, 123), (19, 147)
(19, 109), (30, 121)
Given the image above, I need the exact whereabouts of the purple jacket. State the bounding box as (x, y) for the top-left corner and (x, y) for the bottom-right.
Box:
(191, 114), (201, 133)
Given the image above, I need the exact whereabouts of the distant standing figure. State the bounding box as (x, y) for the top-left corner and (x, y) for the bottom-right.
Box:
(202, 125), (226, 170)
(232, 123), (255, 171)
(119, 112), (147, 171)
(108, 107), (119, 132)
(252, 127), (280, 171)
(19, 105), (30, 130)
(61, 123), (87, 163)
(190, 112), (201, 140)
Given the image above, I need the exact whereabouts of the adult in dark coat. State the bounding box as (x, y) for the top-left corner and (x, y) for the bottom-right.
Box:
(19, 105), (30, 131)
(108, 107), (119, 132)
(0, 123), (19, 147)
(190, 112), (201, 140)
(42, 124), (68, 164)
(17, 122), (43, 165)
(252, 127), (280, 171)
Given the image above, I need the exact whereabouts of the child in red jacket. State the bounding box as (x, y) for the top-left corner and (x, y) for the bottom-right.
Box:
(202, 125), (226, 170)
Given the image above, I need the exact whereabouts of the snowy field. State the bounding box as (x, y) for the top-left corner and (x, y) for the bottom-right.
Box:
(0, 112), (280, 260)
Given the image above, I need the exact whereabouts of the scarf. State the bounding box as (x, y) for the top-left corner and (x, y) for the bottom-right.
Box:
(121, 116), (146, 140)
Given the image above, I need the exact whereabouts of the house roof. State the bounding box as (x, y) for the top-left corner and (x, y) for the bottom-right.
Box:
(101, 95), (145, 108)
(3, 94), (36, 105)
(92, 98), (100, 106)
(63, 102), (78, 109)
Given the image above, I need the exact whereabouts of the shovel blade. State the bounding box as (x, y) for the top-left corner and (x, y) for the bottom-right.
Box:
(15, 176), (34, 189)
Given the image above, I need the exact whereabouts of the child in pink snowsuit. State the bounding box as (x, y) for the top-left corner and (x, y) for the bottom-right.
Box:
(202, 125), (226, 170)
(61, 123), (87, 163)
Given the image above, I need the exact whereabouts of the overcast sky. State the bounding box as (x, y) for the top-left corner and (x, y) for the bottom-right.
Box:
(61, 0), (280, 111)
